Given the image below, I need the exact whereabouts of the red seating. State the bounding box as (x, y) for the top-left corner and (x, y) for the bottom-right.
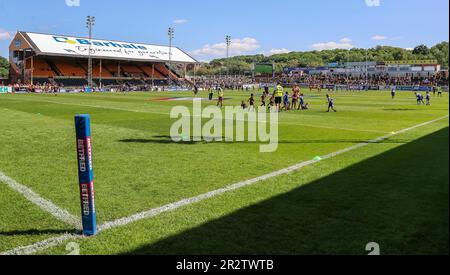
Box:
(92, 64), (113, 78)
(29, 58), (55, 77)
(55, 61), (86, 77)
(138, 65), (165, 79)
(26, 57), (174, 81)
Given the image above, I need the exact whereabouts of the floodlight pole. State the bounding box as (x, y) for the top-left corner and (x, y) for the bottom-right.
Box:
(30, 55), (34, 86)
(365, 50), (368, 87)
(168, 27), (174, 86)
(86, 16), (95, 90)
(226, 35), (231, 78)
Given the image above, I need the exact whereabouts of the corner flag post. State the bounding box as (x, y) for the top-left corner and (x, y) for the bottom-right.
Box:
(75, 115), (97, 236)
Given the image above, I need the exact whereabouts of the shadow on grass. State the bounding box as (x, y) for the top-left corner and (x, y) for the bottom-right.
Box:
(0, 229), (79, 236)
(122, 128), (449, 255)
(118, 136), (411, 145)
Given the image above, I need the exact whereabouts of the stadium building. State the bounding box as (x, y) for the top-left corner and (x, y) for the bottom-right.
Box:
(8, 31), (198, 88)
(285, 61), (442, 78)
(341, 61), (441, 77)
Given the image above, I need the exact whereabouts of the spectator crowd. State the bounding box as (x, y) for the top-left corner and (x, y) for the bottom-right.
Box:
(2, 73), (448, 93)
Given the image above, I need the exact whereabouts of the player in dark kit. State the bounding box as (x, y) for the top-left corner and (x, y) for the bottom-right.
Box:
(415, 92), (425, 105)
(261, 93), (267, 107)
(268, 95), (275, 111)
(264, 85), (270, 96)
(248, 94), (256, 111)
(326, 94), (337, 112)
(283, 92), (290, 111)
(208, 89), (214, 101)
(194, 85), (199, 96)
(391, 86), (396, 99)
(299, 94), (309, 110)
(426, 92), (431, 105)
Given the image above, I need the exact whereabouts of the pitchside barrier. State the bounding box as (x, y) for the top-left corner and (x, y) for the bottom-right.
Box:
(281, 83), (444, 92)
(75, 115), (97, 236)
(0, 86), (12, 93)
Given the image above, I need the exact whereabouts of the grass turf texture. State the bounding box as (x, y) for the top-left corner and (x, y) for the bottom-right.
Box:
(0, 90), (448, 255)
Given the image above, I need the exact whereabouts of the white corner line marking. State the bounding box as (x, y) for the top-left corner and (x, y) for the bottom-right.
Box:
(1, 115), (448, 255)
(0, 172), (81, 229)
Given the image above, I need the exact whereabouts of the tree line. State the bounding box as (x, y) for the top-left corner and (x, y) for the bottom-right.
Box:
(193, 42), (449, 75)
(0, 42), (448, 78)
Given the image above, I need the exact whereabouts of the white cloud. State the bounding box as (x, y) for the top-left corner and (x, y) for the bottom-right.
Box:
(0, 29), (11, 41)
(365, 0), (381, 7)
(405, 47), (414, 51)
(65, 0), (80, 7)
(372, 35), (387, 41)
(191, 37), (261, 57)
(173, 19), (188, 25)
(268, 48), (291, 55)
(311, 38), (354, 51)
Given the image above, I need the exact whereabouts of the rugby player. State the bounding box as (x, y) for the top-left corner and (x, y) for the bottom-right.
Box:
(326, 94), (337, 112)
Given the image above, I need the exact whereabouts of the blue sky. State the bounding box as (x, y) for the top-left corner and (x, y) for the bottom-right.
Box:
(0, 0), (448, 60)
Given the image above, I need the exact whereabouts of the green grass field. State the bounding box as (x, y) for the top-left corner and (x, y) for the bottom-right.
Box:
(0, 90), (448, 255)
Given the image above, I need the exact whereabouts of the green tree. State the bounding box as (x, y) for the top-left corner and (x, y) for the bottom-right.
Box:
(412, 44), (430, 55)
(430, 42), (449, 69)
(0, 56), (8, 78)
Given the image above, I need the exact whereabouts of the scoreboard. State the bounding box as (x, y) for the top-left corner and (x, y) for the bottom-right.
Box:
(253, 63), (275, 76)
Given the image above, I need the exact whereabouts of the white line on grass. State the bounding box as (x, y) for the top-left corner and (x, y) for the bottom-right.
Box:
(1, 115), (448, 255)
(0, 171), (81, 229)
(98, 115), (449, 232)
(0, 233), (82, 256)
(8, 98), (388, 134)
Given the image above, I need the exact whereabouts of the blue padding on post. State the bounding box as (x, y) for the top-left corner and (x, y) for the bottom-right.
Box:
(75, 114), (97, 236)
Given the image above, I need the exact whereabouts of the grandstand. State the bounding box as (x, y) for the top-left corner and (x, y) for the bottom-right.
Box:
(8, 31), (197, 88)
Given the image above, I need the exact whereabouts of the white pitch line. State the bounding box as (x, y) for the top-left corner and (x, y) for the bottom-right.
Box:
(0, 171), (81, 229)
(9, 97), (388, 134)
(98, 115), (448, 232)
(1, 115), (448, 255)
(0, 233), (83, 256)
